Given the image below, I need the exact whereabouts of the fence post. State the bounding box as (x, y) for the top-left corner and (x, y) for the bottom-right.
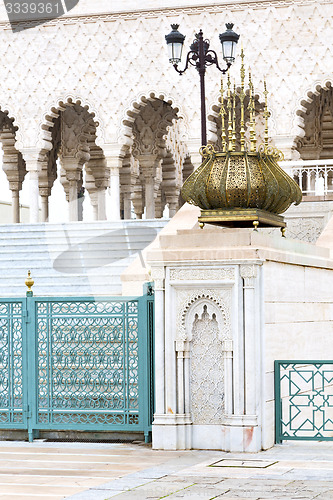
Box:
(140, 282), (154, 443)
(25, 271), (38, 442)
(274, 361), (282, 444)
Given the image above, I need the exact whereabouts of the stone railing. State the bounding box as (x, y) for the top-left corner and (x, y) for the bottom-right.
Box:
(279, 159), (333, 197)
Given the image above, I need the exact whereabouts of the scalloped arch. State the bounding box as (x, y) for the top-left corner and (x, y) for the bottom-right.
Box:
(118, 90), (190, 152)
(36, 94), (106, 155)
(292, 77), (333, 146)
(0, 105), (24, 153)
(181, 292), (228, 342)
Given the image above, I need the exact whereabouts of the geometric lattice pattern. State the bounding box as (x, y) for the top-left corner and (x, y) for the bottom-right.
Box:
(36, 299), (140, 428)
(0, 300), (25, 427)
(275, 361), (333, 442)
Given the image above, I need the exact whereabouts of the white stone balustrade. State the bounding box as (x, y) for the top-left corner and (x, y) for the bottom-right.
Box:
(280, 159), (333, 197)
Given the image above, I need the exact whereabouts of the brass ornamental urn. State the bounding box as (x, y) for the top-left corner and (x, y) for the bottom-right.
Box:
(181, 50), (302, 233)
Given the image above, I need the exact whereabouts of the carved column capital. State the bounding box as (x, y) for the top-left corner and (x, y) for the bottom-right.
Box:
(240, 264), (258, 288)
(39, 187), (52, 198)
(150, 266), (165, 290)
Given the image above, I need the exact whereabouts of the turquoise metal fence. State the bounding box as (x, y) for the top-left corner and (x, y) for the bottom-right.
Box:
(0, 285), (154, 442)
(275, 360), (333, 443)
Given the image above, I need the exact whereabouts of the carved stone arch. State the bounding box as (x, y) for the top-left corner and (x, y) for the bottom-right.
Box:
(0, 105), (24, 152)
(119, 90), (190, 153)
(294, 79), (333, 160)
(36, 96), (108, 222)
(37, 94), (105, 156)
(293, 78), (333, 151)
(0, 109), (27, 190)
(178, 290), (231, 344)
(185, 298), (225, 344)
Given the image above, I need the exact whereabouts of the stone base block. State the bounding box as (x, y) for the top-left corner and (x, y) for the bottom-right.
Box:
(153, 419), (262, 452)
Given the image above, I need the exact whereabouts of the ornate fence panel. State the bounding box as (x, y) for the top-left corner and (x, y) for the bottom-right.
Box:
(0, 289), (154, 441)
(0, 299), (27, 429)
(275, 361), (333, 443)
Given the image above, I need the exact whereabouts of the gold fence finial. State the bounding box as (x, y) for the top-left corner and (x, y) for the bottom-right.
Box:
(232, 82), (237, 152)
(263, 79), (270, 148)
(25, 270), (34, 295)
(227, 72), (233, 152)
(239, 47), (246, 152)
(248, 70), (257, 153)
(219, 76), (227, 152)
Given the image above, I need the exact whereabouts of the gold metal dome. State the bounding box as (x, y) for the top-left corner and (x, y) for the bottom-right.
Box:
(181, 51), (302, 232)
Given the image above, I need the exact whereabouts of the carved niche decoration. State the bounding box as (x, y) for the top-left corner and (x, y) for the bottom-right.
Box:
(176, 286), (232, 425)
(189, 300), (225, 424)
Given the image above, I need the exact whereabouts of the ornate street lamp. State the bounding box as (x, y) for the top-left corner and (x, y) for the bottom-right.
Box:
(165, 23), (240, 145)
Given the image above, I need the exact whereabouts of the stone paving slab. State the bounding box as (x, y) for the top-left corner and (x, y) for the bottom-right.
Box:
(1, 441), (333, 499)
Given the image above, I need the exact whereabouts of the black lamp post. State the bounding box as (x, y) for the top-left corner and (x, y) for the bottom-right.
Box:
(165, 23), (240, 146)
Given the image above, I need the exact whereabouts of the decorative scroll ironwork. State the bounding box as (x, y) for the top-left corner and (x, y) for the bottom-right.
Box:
(36, 299), (140, 428)
(0, 291), (154, 441)
(275, 361), (333, 442)
(0, 301), (25, 427)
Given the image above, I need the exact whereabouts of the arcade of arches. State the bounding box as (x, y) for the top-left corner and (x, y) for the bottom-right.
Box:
(0, 98), (195, 223)
(0, 87), (332, 223)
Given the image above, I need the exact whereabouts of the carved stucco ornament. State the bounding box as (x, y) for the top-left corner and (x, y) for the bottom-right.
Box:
(181, 51), (302, 233)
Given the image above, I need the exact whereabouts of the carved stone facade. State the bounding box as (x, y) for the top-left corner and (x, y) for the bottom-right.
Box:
(0, 0), (332, 221)
(150, 260), (265, 452)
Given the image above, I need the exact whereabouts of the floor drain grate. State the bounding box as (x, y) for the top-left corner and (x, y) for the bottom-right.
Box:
(209, 459), (277, 468)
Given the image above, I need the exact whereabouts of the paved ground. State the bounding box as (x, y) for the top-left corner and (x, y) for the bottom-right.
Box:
(0, 440), (332, 499)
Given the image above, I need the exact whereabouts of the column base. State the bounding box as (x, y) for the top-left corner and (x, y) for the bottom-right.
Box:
(152, 414), (192, 450)
(152, 414), (262, 452)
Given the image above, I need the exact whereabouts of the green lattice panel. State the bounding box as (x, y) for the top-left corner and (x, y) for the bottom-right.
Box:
(0, 301), (25, 427)
(36, 299), (140, 430)
(275, 361), (333, 441)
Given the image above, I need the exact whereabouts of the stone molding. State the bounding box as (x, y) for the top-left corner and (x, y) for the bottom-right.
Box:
(1, 0), (323, 28)
(169, 267), (235, 281)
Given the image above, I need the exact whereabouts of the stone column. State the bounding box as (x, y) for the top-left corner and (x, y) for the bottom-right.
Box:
(30, 171), (40, 223)
(89, 191), (99, 221)
(23, 152), (42, 224)
(1, 130), (26, 224)
(240, 264), (261, 415)
(138, 154), (158, 219)
(67, 172), (80, 221)
(60, 156), (85, 222)
(145, 175), (155, 219)
(109, 165), (120, 220)
(40, 188), (50, 222)
(98, 187), (107, 220)
(132, 185), (144, 219)
(151, 267), (166, 417)
(11, 189), (20, 223)
(104, 147), (124, 221)
(139, 155), (157, 219)
(122, 188), (132, 219)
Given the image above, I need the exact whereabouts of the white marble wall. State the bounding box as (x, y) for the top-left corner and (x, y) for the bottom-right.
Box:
(263, 261), (333, 449)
